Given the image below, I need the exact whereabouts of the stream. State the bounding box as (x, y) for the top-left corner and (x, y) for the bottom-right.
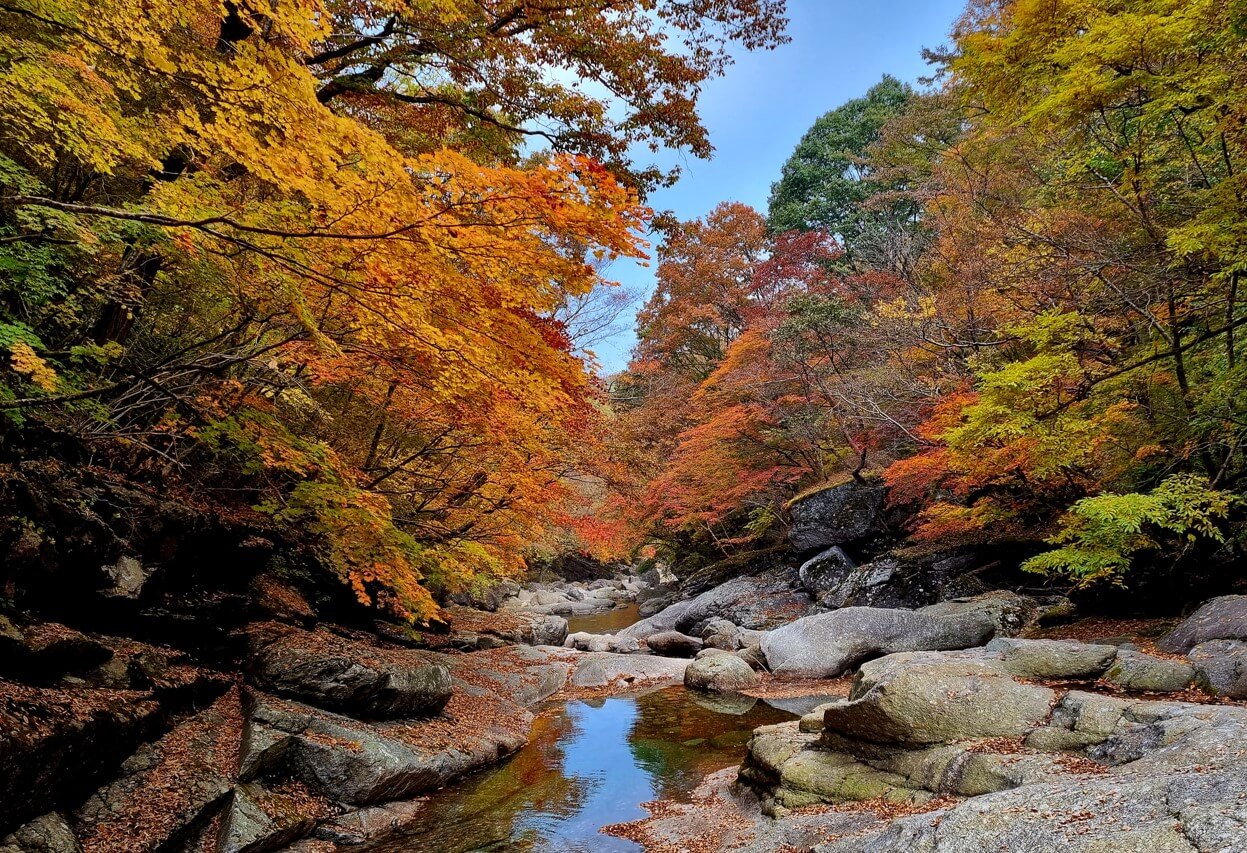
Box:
(375, 685), (835, 852)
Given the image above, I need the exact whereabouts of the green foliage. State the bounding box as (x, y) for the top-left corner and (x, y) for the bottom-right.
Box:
(768, 75), (917, 266)
(1024, 475), (1238, 586)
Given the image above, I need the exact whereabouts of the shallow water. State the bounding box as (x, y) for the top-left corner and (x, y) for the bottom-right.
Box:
(564, 602), (642, 635)
(372, 686), (805, 852)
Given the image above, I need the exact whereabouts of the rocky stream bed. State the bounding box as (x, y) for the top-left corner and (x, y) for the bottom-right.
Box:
(4, 481), (1247, 852)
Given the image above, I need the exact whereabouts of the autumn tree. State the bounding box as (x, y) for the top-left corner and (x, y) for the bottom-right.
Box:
(0, 0), (788, 621)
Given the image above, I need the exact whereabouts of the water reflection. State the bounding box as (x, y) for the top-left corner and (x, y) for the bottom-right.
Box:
(564, 602), (643, 635)
(372, 686), (796, 852)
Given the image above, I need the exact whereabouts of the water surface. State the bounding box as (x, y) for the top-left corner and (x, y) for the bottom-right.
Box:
(374, 686), (798, 852)
(565, 602), (642, 635)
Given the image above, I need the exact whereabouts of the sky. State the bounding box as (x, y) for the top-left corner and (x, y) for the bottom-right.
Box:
(594, 0), (967, 373)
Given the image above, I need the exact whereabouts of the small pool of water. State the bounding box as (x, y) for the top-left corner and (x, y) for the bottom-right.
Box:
(372, 686), (809, 852)
(565, 602), (642, 635)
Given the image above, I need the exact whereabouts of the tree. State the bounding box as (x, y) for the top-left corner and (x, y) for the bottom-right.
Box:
(0, 0), (791, 622)
(768, 75), (921, 274)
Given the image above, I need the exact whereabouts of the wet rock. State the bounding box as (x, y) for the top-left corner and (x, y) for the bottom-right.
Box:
(0, 813), (80, 853)
(218, 783), (319, 853)
(760, 603), (999, 678)
(822, 653), (1055, 745)
(567, 652), (689, 689)
(986, 637), (1117, 679)
(645, 630), (703, 658)
(245, 623), (452, 718)
(1103, 649), (1195, 693)
(798, 547), (856, 598)
(1189, 639), (1247, 698)
(1159, 594), (1247, 653)
(684, 654), (760, 693)
(787, 480), (886, 554)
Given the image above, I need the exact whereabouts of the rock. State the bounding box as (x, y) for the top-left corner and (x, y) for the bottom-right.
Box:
(787, 480), (886, 554)
(563, 632), (639, 654)
(1159, 594), (1247, 653)
(99, 555), (153, 599)
(760, 604), (998, 678)
(815, 547), (984, 611)
(1189, 639), (1247, 698)
(736, 643), (769, 671)
(245, 623), (452, 718)
(1103, 649), (1195, 693)
(821, 654), (1055, 745)
(700, 618), (744, 650)
(74, 689), (241, 853)
(986, 637), (1117, 679)
(918, 590), (1039, 637)
(645, 630), (703, 658)
(798, 547), (856, 598)
(244, 688), (530, 805)
(619, 568), (817, 642)
(0, 813), (80, 853)
(0, 679), (166, 832)
(519, 614), (568, 647)
(684, 654), (760, 693)
(218, 783), (318, 853)
(567, 653), (689, 689)
(312, 799), (425, 845)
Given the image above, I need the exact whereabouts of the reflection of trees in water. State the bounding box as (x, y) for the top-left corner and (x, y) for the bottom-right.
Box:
(374, 708), (588, 853)
(626, 687), (793, 802)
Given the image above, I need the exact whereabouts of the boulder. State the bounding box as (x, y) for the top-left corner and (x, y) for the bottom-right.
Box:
(684, 654), (760, 693)
(918, 590), (1039, 637)
(516, 614), (568, 647)
(1189, 639), (1247, 698)
(787, 480), (886, 554)
(1103, 650), (1195, 693)
(244, 688), (530, 805)
(99, 555), (153, 600)
(245, 624), (452, 718)
(567, 653), (689, 689)
(760, 604), (998, 678)
(0, 813), (80, 853)
(821, 654), (1055, 745)
(798, 547), (856, 598)
(563, 632), (639, 654)
(218, 783), (319, 853)
(700, 618), (744, 651)
(986, 637), (1118, 679)
(645, 630), (703, 658)
(1159, 594), (1247, 653)
(619, 568), (816, 641)
(815, 548), (985, 611)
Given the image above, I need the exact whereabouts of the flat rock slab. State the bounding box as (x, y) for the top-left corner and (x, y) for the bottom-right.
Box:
(567, 652), (689, 689)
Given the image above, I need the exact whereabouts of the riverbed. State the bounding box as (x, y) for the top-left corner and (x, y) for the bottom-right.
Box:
(371, 685), (820, 852)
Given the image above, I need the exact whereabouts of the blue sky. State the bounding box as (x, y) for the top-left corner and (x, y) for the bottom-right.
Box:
(594, 0), (966, 373)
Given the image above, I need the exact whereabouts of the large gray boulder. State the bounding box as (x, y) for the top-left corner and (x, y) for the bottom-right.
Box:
(645, 630), (703, 658)
(788, 480), (886, 554)
(760, 604), (998, 678)
(618, 568), (816, 641)
(245, 624), (452, 718)
(798, 547), (856, 598)
(1159, 594), (1247, 653)
(0, 813), (80, 853)
(684, 654), (760, 693)
(1189, 639), (1247, 698)
(822, 653), (1056, 745)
